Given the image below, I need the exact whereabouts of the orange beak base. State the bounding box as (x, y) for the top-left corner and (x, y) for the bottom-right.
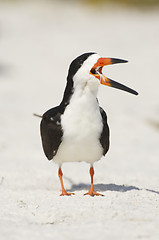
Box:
(90, 57), (138, 96)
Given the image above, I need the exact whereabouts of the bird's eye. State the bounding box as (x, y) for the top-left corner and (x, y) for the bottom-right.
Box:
(90, 68), (96, 74)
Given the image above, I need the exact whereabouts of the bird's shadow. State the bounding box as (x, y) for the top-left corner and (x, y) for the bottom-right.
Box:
(67, 183), (159, 194)
(67, 183), (140, 192)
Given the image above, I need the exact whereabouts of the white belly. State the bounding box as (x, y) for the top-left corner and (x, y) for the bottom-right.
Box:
(53, 85), (103, 166)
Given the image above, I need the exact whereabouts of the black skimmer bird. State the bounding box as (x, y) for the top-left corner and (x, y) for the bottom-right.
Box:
(40, 52), (138, 196)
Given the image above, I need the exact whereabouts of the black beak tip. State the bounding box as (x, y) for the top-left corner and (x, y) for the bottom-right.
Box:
(108, 77), (139, 96)
(111, 58), (128, 64)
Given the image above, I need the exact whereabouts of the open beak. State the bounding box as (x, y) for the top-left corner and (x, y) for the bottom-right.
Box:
(90, 57), (138, 95)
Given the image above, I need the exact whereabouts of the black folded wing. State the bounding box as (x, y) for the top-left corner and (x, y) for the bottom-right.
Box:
(40, 106), (63, 160)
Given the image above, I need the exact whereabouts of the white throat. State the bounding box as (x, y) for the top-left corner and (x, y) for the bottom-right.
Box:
(53, 78), (103, 165)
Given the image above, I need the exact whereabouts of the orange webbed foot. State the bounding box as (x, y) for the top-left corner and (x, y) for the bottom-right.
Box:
(60, 190), (75, 196)
(84, 189), (104, 197)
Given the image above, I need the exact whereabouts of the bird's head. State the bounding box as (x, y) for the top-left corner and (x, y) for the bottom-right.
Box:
(67, 52), (138, 95)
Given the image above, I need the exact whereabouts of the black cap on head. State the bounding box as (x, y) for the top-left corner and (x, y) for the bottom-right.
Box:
(67, 52), (96, 79)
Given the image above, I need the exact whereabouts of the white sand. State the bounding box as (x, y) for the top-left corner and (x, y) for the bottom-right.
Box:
(0, 1), (159, 239)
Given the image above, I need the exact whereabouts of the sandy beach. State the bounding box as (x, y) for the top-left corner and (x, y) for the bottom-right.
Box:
(0, 1), (159, 239)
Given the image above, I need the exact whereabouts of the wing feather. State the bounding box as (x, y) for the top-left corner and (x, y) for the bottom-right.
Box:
(99, 107), (110, 156)
(40, 106), (63, 160)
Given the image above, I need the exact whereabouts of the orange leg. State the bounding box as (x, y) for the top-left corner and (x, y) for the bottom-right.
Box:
(58, 168), (74, 196)
(84, 166), (104, 197)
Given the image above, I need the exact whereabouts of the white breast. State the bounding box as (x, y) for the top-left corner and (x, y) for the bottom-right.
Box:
(53, 81), (103, 166)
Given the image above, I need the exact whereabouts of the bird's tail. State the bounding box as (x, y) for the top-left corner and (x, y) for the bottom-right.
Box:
(33, 113), (42, 118)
